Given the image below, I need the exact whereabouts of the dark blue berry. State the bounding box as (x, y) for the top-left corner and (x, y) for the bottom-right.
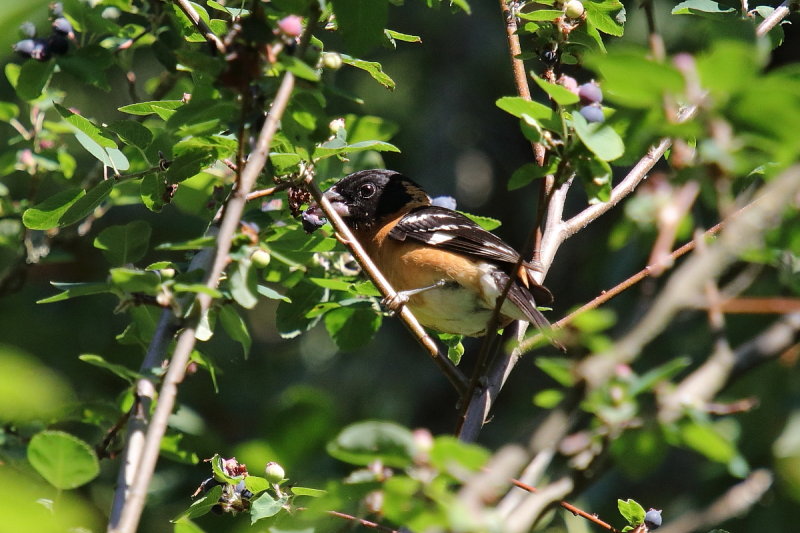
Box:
(579, 105), (604, 123)
(47, 34), (69, 55)
(578, 82), (603, 105)
(51, 17), (73, 36)
(19, 22), (37, 39)
(13, 39), (37, 57)
(644, 509), (662, 530)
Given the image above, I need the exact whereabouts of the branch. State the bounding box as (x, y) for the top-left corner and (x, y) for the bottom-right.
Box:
(174, 0), (226, 54)
(577, 165), (800, 388)
(108, 69), (298, 533)
(755, 0), (795, 37)
(304, 178), (468, 394)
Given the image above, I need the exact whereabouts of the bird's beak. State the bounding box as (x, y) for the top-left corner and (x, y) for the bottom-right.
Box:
(301, 187), (350, 233)
(323, 188), (351, 218)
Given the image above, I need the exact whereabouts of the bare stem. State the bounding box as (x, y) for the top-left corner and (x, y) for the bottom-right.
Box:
(755, 0), (794, 37)
(174, 0), (226, 53)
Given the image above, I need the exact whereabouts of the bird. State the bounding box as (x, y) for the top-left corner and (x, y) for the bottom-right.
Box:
(302, 169), (557, 339)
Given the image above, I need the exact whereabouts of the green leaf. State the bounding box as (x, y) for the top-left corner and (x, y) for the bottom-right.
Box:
(276, 282), (326, 338)
(27, 431), (100, 489)
(517, 9), (562, 21)
(344, 114), (400, 143)
(79, 354), (143, 383)
(166, 151), (216, 184)
(587, 50), (684, 108)
(16, 59), (54, 101)
(459, 212), (501, 231)
(0, 102), (20, 121)
(672, 0), (736, 15)
(107, 120), (153, 149)
(118, 100), (184, 120)
(571, 111), (625, 161)
(176, 485), (223, 520)
(508, 162), (556, 190)
(244, 475), (270, 495)
(332, 0), (389, 56)
(0, 347), (73, 422)
(324, 305), (381, 351)
(219, 305), (252, 358)
(532, 74), (580, 105)
(385, 29), (422, 44)
(291, 486), (326, 497)
(585, 0), (625, 37)
(57, 44), (114, 91)
(250, 492), (289, 524)
(54, 103), (117, 148)
(94, 220), (152, 266)
(281, 55), (321, 82)
(229, 259), (259, 309)
(496, 96), (554, 121)
(341, 55), (396, 90)
(630, 357), (692, 396)
(173, 518), (205, 533)
(617, 498), (646, 526)
(680, 420), (737, 463)
(533, 389), (564, 408)
(327, 421), (415, 468)
(110, 268), (161, 294)
(313, 139), (399, 160)
(535, 357), (575, 386)
(73, 130), (130, 170)
(429, 435), (490, 472)
(22, 181), (114, 230)
(37, 281), (114, 304)
(161, 433), (200, 464)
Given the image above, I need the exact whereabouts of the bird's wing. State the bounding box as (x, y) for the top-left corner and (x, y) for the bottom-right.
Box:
(388, 206), (522, 265)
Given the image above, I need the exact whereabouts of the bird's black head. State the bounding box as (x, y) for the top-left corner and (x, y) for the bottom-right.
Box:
(303, 169), (430, 232)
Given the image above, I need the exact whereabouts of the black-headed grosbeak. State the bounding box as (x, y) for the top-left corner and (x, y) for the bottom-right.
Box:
(303, 169), (555, 338)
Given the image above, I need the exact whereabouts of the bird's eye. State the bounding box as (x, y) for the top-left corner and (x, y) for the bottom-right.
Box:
(358, 183), (376, 198)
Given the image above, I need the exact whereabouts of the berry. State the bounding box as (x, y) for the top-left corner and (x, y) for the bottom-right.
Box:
(579, 105), (604, 123)
(19, 21), (37, 39)
(644, 509), (662, 530)
(264, 461), (285, 484)
(578, 82), (603, 105)
(558, 75), (579, 95)
(47, 34), (69, 55)
(13, 39), (37, 57)
(50, 2), (64, 17)
(564, 0), (585, 19)
(277, 15), (303, 37)
(321, 51), (343, 70)
(250, 249), (271, 268)
(14, 38), (51, 61)
(52, 17), (73, 36)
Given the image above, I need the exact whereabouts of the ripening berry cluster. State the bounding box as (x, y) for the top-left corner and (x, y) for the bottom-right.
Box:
(559, 75), (605, 123)
(13, 3), (73, 62)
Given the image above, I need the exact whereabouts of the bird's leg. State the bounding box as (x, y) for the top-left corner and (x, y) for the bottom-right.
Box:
(382, 279), (448, 314)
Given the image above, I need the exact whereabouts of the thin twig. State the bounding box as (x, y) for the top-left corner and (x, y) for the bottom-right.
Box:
(174, 0), (226, 54)
(325, 510), (398, 532)
(304, 178), (468, 394)
(510, 478), (621, 532)
(755, 0), (794, 37)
